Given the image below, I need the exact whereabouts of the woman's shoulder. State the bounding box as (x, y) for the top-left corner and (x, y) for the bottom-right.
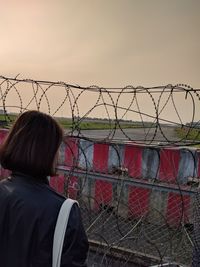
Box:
(42, 183), (67, 205)
(0, 175), (66, 211)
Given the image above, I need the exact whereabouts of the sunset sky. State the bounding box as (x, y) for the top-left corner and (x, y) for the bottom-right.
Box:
(0, 0), (199, 121)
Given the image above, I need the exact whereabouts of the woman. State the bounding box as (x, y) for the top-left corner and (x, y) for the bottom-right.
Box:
(0, 110), (88, 267)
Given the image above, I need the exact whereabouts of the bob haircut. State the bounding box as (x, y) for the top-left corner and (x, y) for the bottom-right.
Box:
(0, 110), (63, 178)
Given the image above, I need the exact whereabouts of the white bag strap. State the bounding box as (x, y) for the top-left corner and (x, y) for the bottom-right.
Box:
(52, 198), (78, 267)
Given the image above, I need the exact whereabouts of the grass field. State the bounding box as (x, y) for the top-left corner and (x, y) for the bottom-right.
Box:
(0, 111), (158, 130)
(175, 127), (200, 148)
(175, 127), (200, 141)
(0, 113), (143, 130)
(56, 117), (147, 130)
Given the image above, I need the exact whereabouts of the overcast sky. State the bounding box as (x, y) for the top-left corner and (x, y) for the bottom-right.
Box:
(0, 0), (199, 122)
(0, 0), (199, 87)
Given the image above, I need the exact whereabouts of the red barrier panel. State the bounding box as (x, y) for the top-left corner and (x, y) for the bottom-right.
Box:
(124, 145), (150, 219)
(64, 137), (79, 168)
(0, 129), (8, 143)
(53, 137), (79, 197)
(93, 143), (109, 173)
(50, 175), (65, 194)
(123, 145), (143, 178)
(93, 143), (112, 210)
(67, 176), (78, 199)
(166, 192), (190, 226)
(159, 148), (180, 183)
(128, 187), (150, 218)
(50, 175), (78, 199)
(94, 179), (113, 210)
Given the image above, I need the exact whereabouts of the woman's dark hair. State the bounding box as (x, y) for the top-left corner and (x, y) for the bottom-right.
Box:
(0, 110), (63, 178)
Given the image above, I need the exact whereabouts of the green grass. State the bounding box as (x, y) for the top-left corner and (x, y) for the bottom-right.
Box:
(0, 113), (17, 128)
(175, 127), (200, 140)
(0, 114), (138, 130)
(56, 118), (140, 130)
(0, 113), (16, 121)
(0, 113), (155, 131)
(175, 127), (200, 148)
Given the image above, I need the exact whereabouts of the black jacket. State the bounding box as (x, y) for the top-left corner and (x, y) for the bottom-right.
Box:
(0, 173), (88, 267)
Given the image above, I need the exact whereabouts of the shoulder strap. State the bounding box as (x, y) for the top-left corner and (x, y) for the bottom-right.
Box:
(52, 198), (78, 267)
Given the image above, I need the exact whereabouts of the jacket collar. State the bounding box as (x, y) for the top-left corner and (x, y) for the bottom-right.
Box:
(11, 171), (49, 185)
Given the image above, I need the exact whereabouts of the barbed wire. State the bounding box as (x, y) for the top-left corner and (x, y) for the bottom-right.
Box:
(0, 76), (199, 266)
(0, 76), (199, 147)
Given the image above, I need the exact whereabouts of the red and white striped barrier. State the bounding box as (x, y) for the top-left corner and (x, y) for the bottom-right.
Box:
(0, 128), (197, 227)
